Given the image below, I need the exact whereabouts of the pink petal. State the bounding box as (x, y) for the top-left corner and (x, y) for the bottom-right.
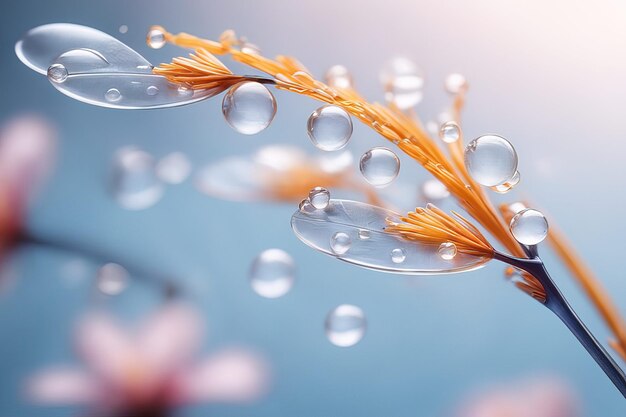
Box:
(26, 367), (100, 404)
(175, 349), (270, 404)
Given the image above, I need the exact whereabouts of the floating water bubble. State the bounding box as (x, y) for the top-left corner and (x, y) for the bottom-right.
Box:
(380, 57), (424, 109)
(146, 28), (166, 49)
(464, 135), (518, 187)
(307, 105), (353, 151)
(491, 170), (521, 193)
(47, 64), (67, 83)
(222, 82), (277, 135)
(325, 65), (353, 89)
(445, 73), (468, 94)
(156, 152), (192, 185)
(439, 121), (461, 144)
(119, 25), (128, 34)
(97, 263), (129, 295)
(510, 208), (548, 246)
(358, 229), (371, 240)
(146, 85), (159, 96)
(391, 248), (407, 264)
(111, 146), (164, 210)
(359, 147), (400, 187)
(309, 187), (330, 209)
(330, 232), (351, 255)
(105, 88), (122, 102)
(438, 242), (457, 260)
(421, 179), (450, 200)
(325, 304), (366, 347)
(249, 249), (295, 298)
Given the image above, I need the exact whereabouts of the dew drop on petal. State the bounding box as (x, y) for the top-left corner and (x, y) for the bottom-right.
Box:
(325, 304), (366, 347)
(97, 263), (129, 295)
(330, 232), (351, 255)
(47, 63), (68, 83)
(445, 73), (468, 94)
(464, 135), (518, 187)
(391, 248), (407, 264)
(359, 147), (400, 187)
(146, 28), (166, 49)
(491, 170), (521, 193)
(439, 121), (461, 144)
(307, 105), (353, 151)
(438, 242), (457, 260)
(325, 65), (353, 89)
(105, 88), (122, 103)
(380, 57), (424, 109)
(249, 248), (295, 298)
(421, 179), (450, 200)
(222, 81), (277, 135)
(510, 208), (548, 246)
(156, 152), (192, 185)
(111, 146), (164, 210)
(309, 187), (330, 209)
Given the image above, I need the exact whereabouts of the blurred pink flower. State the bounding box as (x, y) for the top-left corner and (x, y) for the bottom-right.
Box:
(27, 303), (269, 414)
(453, 375), (580, 417)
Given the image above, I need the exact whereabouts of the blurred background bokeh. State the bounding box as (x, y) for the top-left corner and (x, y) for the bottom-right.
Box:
(2, 0), (626, 415)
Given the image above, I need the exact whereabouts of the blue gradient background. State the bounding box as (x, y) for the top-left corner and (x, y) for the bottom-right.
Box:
(2, 0), (626, 415)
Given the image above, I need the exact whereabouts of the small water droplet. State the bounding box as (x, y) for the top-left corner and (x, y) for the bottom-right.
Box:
(119, 25), (129, 34)
(309, 187), (330, 209)
(421, 179), (450, 200)
(146, 85), (159, 96)
(445, 73), (468, 94)
(249, 249), (295, 298)
(439, 121), (461, 144)
(359, 147), (400, 187)
(464, 135), (518, 187)
(330, 232), (351, 255)
(177, 83), (193, 97)
(491, 170), (520, 193)
(325, 65), (353, 89)
(380, 57), (424, 109)
(391, 248), (407, 264)
(299, 198), (314, 212)
(222, 81), (277, 135)
(146, 28), (166, 49)
(156, 152), (191, 184)
(510, 208), (548, 246)
(111, 147), (163, 210)
(97, 263), (129, 295)
(325, 304), (366, 347)
(307, 105), (353, 151)
(358, 229), (371, 240)
(105, 88), (122, 103)
(438, 242), (457, 260)
(47, 63), (68, 83)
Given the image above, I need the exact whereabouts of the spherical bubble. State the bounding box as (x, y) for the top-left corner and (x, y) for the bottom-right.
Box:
(249, 249), (295, 298)
(325, 65), (353, 89)
(146, 28), (166, 49)
(325, 304), (366, 347)
(439, 121), (461, 144)
(307, 105), (353, 151)
(438, 242), (457, 260)
(105, 88), (122, 103)
(391, 248), (407, 264)
(510, 208), (549, 246)
(464, 135), (518, 187)
(309, 187), (330, 209)
(330, 232), (351, 255)
(445, 73), (468, 94)
(47, 63), (67, 83)
(359, 147), (400, 187)
(380, 57), (424, 109)
(111, 146), (164, 210)
(222, 82), (277, 135)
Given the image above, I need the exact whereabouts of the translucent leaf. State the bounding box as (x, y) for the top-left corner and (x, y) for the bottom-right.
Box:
(291, 199), (490, 275)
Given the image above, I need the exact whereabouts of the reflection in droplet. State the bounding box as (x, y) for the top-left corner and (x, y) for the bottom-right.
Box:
(330, 232), (351, 255)
(97, 263), (129, 295)
(146, 28), (166, 49)
(438, 242), (457, 260)
(422, 179), (450, 200)
(156, 152), (192, 185)
(307, 105), (353, 151)
(309, 187), (330, 209)
(47, 64), (68, 83)
(249, 249), (295, 298)
(111, 146), (164, 210)
(325, 304), (366, 347)
(380, 57), (424, 109)
(464, 135), (518, 187)
(445, 73), (468, 94)
(222, 82), (277, 135)
(491, 170), (521, 193)
(510, 208), (548, 246)
(325, 65), (353, 89)
(391, 248), (407, 264)
(439, 121), (460, 144)
(359, 147), (400, 187)
(105, 88), (122, 102)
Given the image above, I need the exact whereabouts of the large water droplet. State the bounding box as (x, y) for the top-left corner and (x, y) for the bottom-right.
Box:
(359, 147), (400, 187)
(464, 135), (518, 187)
(111, 147), (164, 210)
(380, 57), (424, 109)
(510, 208), (548, 246)
(391, 248), (407, 264)
(47, 64), (68, 83)
(325, 304), (366, 347)
(146, 28), (166, 49)
(222, 81), (277, 135)
(421, 179), (450, 200)
(97, 263), (129, 295)
(330, 232), (351, 255)
(438, 242), (457, 260)
(445, 73), (468, 94)
(491, 170), (520, 193)
(325, 65), (353, 89)
(249, 249), (295, 298)
(439, 121), (461, 144)
(309, 187), (330, 209)
(307, 105), (353, 151)
(156, 152), (191, 184)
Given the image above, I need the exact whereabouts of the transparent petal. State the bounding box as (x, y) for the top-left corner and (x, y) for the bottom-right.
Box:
(291, 199), (490, 275)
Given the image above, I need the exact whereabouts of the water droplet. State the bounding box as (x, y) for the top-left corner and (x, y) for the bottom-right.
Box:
(464, 135), (518, 187)
(380, 57), (424, 109)
(105, 88), (121, 102)
(438, 242), (457, 260)
(445, 73), (468, 94)
(359, 147), (400, 187)
(249, 248), (295, 298)
(156, 152), (191, 184)
(491, 170), (521, 193)
(146, 85), (159, 96)
(97, 263), (129, 295)
(421, 179), (450, 200)
(307, 105), (353, 151)
(222, 81), (277, 135)
(299, 198), (313, 212)
(325, 304), (366, 347)
(330, 232), (351, 255)
(358, 229), (371, 240)
(177, 83), (193, 97)
(309, 187), (330, 209)
(325, 65), (353, 89)
(146, 28), (166, 49)
(47, 63), (68, 83)
(510, 208), (548, 246)
(391, 248), (406, 264)
(439, 121), (461, 144)
(118, 25), (128, 34)
(111, 147), (164, 210)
